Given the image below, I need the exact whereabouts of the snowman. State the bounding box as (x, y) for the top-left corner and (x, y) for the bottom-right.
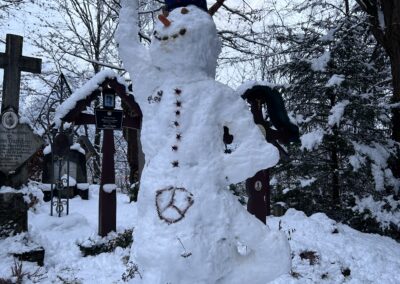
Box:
(116, 1), (291, 283)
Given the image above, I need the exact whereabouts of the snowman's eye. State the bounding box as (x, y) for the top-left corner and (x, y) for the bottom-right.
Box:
(181, 7), (189, 14)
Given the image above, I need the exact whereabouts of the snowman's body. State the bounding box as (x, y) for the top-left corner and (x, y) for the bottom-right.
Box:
(117, 2), (291, 283)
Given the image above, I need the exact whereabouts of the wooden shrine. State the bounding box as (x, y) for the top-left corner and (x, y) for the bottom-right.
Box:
(54, 74), (142, 236)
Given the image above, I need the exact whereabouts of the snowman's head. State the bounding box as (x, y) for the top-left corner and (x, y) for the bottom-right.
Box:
(149, 5), (221, 78)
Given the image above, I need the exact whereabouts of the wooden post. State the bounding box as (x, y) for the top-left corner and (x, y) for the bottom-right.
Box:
(98, 129), (116, 236)
(246, 101), (271, 223)
(246, 170), (270, 224)
(241, 85), (300, 222)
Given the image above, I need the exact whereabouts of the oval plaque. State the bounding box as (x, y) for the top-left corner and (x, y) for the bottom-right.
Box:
(1, 110), (18, 129)
(254, 180), (263, 191)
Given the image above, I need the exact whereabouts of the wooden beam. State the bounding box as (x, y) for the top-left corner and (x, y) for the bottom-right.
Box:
(0, 34), (42, 113)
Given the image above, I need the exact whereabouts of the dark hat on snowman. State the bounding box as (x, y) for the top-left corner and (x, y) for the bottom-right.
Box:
(165, 0), (208, 12)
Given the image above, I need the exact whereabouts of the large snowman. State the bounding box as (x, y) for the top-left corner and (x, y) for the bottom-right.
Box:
(116, 1), (291, 283)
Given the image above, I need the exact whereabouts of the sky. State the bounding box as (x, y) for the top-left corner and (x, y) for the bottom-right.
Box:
(0, 0), (306, 111)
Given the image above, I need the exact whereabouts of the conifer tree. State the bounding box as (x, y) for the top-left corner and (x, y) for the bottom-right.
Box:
(272, 1), (396, 220)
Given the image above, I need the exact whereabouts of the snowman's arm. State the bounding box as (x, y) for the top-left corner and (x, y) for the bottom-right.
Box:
(116, 0), (151, 72)
(221, 96), (280, 185)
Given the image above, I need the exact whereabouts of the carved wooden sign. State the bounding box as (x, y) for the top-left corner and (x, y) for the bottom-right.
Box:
(0, 123), (43, 175)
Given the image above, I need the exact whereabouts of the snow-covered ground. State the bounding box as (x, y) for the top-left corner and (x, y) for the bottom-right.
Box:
(270, 210), (400, 284)
(0, 187), (136, 283)
(1, 186), (400, 283)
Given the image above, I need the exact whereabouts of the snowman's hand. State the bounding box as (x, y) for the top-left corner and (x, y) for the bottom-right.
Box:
(116, 0), (151, 72)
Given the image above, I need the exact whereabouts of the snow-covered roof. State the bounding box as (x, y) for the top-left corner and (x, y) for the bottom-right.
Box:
(54, 70), (128, 128)
(235, 80), (276, 97)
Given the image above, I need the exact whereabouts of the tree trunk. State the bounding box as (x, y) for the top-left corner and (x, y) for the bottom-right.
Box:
(329, 90), (340, 205)
(331, 138), (340, 205)
(356, 0), (400, 179)
(92, 41), (102, 183)
(386, 3), (400, 179)
(344, 0), (350, 16)
(390, 46), (400, 179)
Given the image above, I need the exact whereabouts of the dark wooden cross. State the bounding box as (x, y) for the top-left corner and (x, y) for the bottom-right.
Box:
(59, 77), (142, 237)
(0, 34), (42, 113)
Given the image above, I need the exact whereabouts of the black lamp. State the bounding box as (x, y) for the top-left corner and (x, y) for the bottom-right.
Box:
(102, 87), (116, 110)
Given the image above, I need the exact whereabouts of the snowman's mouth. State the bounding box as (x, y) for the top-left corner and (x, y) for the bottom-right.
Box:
(153, 28), (187, 42)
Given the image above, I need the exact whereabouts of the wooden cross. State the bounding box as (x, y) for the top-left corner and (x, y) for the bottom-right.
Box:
(0, 34), (42, 113)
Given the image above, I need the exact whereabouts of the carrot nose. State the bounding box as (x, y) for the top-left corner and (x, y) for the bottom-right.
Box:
(158, 14), (171, 27)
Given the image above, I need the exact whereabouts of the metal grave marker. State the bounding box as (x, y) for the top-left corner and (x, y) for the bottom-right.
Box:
(95, 109), (123, 130)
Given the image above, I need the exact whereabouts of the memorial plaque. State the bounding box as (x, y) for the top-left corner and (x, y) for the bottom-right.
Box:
(95, 109), (123, 130)
(0, 123), (43, 175)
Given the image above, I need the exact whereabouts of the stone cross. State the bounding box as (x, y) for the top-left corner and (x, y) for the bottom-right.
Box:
(0, 34), (42, 113)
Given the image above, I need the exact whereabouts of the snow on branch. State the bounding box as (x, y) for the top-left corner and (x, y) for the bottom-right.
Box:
(328, 100), (349, 127)
(300, 129), (325, 151)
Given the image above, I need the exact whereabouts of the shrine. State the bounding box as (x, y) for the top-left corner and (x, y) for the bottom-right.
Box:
(53, 70), (142, 236)
(241, 84), (299, 223)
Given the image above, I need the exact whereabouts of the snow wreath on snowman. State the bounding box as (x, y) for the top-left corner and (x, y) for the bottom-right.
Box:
(116, 0), (291, 283)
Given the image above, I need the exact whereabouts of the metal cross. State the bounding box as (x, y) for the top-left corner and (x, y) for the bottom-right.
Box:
(0, 34), (42, 113)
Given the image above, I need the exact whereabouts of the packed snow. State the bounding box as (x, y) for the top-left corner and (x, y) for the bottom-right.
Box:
(0, 187), (134, 283)
(102, 184), (117, 193)
(117, 2), (288, 283)
(1, 187), (400, 283)
(270, 209), (400, 284)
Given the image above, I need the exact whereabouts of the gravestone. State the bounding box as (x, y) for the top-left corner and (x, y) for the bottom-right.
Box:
(0, 34), (43, 188)
(0, 123), (43, 187)
(0, 34), (43, 238)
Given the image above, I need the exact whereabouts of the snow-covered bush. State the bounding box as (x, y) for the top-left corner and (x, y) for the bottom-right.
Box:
(77, 229), (133, 257)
